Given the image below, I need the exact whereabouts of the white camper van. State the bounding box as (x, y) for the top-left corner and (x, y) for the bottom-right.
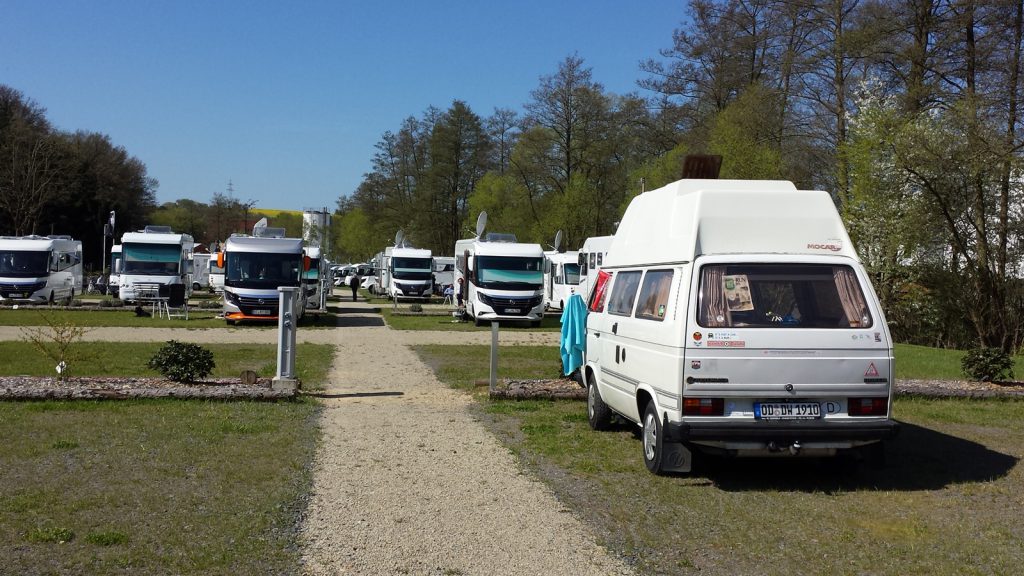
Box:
(583, 179), (898, 474)
(118, 226), (195, 303)
(389, 247), (433, 299)
(543, 250), (581, 311)
(220, 229), (305, 324)
(576, 235), (613, 303)
(0, 235), (83, 304)
(108, 244), (122, 297)
(454, 233), (545, 326)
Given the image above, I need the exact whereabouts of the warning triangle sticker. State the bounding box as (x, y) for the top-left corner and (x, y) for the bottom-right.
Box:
(864, 363), (879, 377)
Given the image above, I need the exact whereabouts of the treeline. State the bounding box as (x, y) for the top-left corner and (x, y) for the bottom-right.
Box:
(0, 85), (156, 265)
(0, 84), (318, 266)
(339, 0), (1024, 352)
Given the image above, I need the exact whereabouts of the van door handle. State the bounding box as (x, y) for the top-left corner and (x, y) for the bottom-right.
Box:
(615, 345), (620, 364)
(612, 322), (618, 335)
(593, 332), (601, 338)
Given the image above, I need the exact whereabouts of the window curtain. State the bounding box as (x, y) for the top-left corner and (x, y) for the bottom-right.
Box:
(701, 267), (729, 327)
(833, 267), (868, 326)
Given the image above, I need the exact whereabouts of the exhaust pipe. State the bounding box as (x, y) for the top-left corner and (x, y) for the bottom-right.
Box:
(788, 440), (802, 455)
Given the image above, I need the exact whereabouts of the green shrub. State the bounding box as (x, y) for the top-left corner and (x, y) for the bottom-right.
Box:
(98, 297), (123, 308)
(961, 347), (1014, 382)
(148, 340), (215, 382)
(409, 303), (423, 312)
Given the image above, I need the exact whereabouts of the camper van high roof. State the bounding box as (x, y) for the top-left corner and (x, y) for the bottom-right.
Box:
(606, 179), (857, 268)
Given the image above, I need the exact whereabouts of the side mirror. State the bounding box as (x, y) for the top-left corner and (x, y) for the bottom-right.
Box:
(303, 255), (311, 271)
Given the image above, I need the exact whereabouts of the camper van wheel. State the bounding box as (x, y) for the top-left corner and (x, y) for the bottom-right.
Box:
(642, 401), (667, 474)
(530, 320), (541, 328)
(474, 317), (484, 327)
(192, 282), (201, 291)
(226, 320), (236, 326)
(587, 374), (613, 431)
(65, 289), (74, 305)
(47, 291), (55, 306)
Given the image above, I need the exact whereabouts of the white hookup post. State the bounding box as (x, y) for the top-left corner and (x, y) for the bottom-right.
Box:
(489, 321), (499, 394)
(273, 286), (300, 392)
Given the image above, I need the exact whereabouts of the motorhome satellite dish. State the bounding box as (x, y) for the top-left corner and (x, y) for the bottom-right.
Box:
(554, 230), (563, 253)
(395, 230), (405, 248)
(475, 212), (487, 238)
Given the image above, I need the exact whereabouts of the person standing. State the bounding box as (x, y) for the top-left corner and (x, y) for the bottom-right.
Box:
(349, 273), (360, 302)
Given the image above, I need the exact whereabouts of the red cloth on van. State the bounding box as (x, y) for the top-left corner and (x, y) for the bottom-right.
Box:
(589, 270), (611, 312)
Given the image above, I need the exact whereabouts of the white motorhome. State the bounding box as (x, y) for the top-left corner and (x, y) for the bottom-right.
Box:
(455, 233), (545, 326)
(191, 253), (211, 291)
(373, 247), (394, 296)
(220, 229), (305, 324)
(389, 247), (433, 299)
(209, 255), (225, 294)
(302, 245), (326, 310)
(117, 226), (195, 302)
(0, 235), (83, 304)
(543, 250), (581, 311)
(576, 235), (613, 303)
(583, 179), (899, 474)
(433, 256), (455, 295)
(108, 244), (122, 297)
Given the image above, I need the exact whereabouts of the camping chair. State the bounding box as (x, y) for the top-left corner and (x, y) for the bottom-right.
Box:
(165, 284), (189, 320)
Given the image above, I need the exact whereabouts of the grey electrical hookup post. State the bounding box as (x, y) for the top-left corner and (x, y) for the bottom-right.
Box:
(273, 286), (300, 393)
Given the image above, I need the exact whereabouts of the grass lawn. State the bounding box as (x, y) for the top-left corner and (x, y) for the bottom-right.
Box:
(0, 306), (350, 330)
(0, 342), (334, 388)
(0, 398), (320, 575)
(414, 344), (1024, 576)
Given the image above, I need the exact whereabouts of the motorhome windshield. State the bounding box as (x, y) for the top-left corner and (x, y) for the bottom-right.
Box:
(392, 257), (433, 280)
(697, 263), (873, 329)
(0, 250), (49, 277)
(226, 252), (301, 289)
(563, 263), (581, 285)
(123, 243), (181, 276)
(475, 256), (543, 289)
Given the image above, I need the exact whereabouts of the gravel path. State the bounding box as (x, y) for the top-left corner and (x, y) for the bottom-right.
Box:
(0, 304), (631, 575)
(300, 319), (630, 575)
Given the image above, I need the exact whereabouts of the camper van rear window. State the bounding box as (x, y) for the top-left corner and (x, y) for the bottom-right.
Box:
(697, 264), (873, 329)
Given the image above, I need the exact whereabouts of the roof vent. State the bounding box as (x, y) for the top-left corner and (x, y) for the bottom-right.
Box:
(483, 232), (517, 243)
(144, 225), (173, 234)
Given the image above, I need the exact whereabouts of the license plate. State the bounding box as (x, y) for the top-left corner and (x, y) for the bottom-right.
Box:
(505, 308), (520, 314)
(252, 309), (272, 316)
(755, 402), (821, 420)
(8, 293), (24, 298)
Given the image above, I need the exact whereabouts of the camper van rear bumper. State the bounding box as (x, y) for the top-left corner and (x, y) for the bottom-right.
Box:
(665, 419), (900, 443)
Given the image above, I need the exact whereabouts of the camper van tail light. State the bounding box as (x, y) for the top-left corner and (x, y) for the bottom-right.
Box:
(848, 397), (888, 416)
(683, 397), (724, 416)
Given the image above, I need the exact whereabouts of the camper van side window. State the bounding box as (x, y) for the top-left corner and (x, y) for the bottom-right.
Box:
(589, 253), (596, 268)
(608, 271), (642, 316)
(635, 270), (673, 321)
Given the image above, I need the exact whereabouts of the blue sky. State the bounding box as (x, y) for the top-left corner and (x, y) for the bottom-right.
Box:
(2, 1), (686, 211)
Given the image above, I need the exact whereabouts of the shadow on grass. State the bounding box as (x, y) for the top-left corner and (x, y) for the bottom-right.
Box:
(696, 421), (1018, 492)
